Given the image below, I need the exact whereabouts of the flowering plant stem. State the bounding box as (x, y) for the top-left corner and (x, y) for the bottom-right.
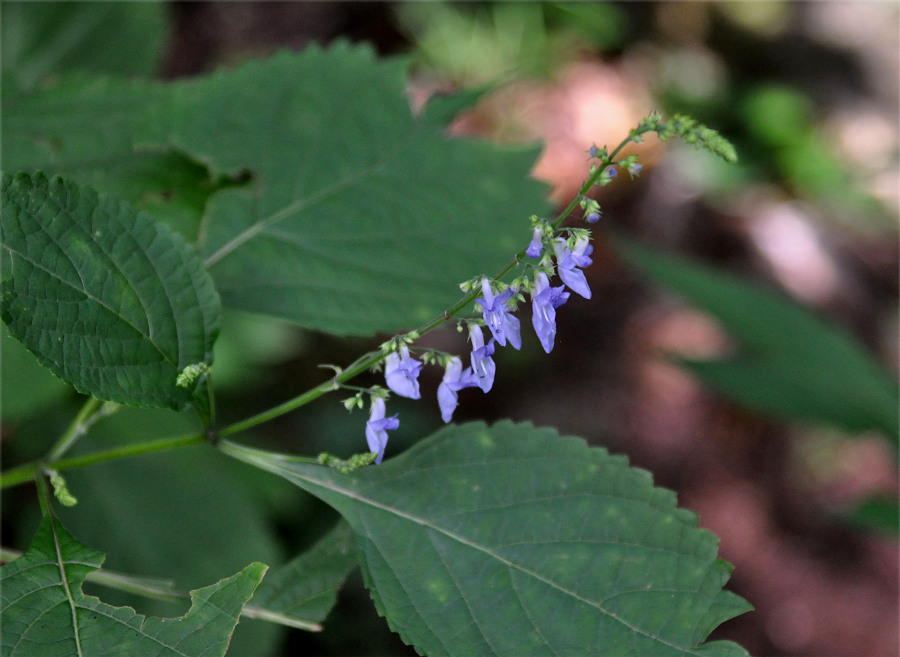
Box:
(0, 433), (209, 490)
(1, 128), (646, 490)
(46, 396), (104, 462)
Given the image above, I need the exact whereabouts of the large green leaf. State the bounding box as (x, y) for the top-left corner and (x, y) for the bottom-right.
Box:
(2, 74), (210, 243)
(3, 45), (550, 336)
(142, 44), (549, 335)
(611, 235), (899, 444)
(1, 172), (221, 410)
(0, 515), (265, 657)
(246, 520), (358, 629)
(221, 421), (751, 657)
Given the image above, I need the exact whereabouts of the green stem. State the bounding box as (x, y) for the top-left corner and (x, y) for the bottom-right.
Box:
(550, 135), (638, 232)
(46, 397), (104, 462)
(0, 433), (206, 490)
(207, 373), (217, 428)
(218, 352), (381, 438)
(35, 470), (51, 516)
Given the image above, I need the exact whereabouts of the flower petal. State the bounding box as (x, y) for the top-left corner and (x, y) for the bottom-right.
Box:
(526, 227), (543, 258)
(384, 345), (422, 399)
(366, 397), (398, 464)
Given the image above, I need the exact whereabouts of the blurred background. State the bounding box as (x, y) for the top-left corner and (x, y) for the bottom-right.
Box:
(2, 2), (897, 656)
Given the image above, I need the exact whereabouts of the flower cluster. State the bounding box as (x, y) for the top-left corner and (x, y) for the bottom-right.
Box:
(362, 222), (596, 464)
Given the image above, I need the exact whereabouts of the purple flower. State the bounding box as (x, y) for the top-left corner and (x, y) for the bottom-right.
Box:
(586, 211), (600, 223)
(526, 227), (543, 258)
(468, 324), (496, 393)
(554, 236), (593, 299)
(437, 356), (478, 423)
(366, 397), (398, 464)
(606, 166), (617, 179)
(475, 279), (521, 349)
(385, 345), (422, 399)
(531, 272), (570, 353)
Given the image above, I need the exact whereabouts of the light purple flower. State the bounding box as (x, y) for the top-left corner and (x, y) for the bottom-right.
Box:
(385, 345), (422, 399)
(366, 397), (398, 464)
(554, 236), (593, 299)
(437, 356), (478, 423)
(531, 272), (570, 353)
(586, 211), (600, 223)
(526, 227), (543, 258)
(475, 279), (521, 349)
(606, 166), (617, 179)
(468, 324), (496, 393)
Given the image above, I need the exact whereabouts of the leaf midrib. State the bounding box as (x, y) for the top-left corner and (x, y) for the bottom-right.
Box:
(49, 516), (84, 657)
(200, 129), (411, 269)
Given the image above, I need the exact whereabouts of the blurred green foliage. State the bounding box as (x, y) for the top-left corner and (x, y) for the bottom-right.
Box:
(612, 234), (899, 446)
(395, 2), (627, 84)
(1, 1), (169, 91)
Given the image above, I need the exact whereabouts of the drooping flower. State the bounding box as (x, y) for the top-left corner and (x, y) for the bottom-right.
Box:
(437, 356), (478, 423)
(475, 279), (521, 349)
(526, 227), (543, 258)
(384, 345), (422, 399)
(468, 324), (496, 393)
(531, 272), (570, 353)
(365, 397), (398, 464)
(554, 236), (593, 299)
(586, 211), (600, 223)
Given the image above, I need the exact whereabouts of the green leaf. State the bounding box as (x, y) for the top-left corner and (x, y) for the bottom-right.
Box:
(246, 520), (358, 630)
(56, 406), (289, 655)
(0, 515), (265, 657)
(419, 85), (493, 126)
(1, 172), (221, 410)
(2, 74), (210, 243)
(611, 235), (900, 445)
(1, 2), (168, 92)
(9, 517), (353, 634)
(4, 45), (549, 336)
(221, 421), (751, 657)
(143, 44), (550, 335)
(838, 495), (899, 537)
